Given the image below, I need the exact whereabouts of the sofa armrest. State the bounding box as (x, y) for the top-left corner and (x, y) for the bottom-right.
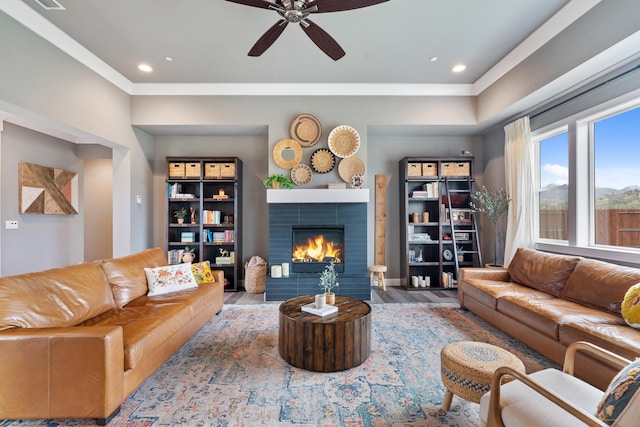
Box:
(0, 326), (124, 420)
(211, 269), (224, 284)
(459, 267), (510, 283)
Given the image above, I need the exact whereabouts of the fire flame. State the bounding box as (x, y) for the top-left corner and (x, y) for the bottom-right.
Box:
(292, 235), (342, 263)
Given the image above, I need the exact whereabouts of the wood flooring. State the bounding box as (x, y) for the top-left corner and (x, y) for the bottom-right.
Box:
(224, 286), (458, 305)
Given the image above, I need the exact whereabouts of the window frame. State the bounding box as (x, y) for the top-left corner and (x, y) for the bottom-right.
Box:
(532, 96), (640, 265)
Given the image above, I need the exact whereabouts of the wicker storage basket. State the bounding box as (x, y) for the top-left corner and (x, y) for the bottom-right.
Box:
(244, 263), (267, 293)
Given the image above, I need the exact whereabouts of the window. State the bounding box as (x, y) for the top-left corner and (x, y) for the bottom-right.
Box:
(538, 131), (569, 241)
(592, 107), (640, 249)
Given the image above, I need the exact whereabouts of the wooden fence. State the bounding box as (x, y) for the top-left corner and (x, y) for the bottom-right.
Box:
(540, 209), (640, 248)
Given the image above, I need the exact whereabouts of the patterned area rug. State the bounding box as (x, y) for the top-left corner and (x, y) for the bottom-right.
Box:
(1, 303), (557, 426)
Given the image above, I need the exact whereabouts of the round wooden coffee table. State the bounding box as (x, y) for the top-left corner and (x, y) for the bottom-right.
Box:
(278, 295), (371, 372)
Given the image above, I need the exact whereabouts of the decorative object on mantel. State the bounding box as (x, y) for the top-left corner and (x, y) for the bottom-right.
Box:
(19, 162), (78, 215)
(273, 138), (303, 169)
(289, 114), (322, 147)
(328, 182), (347, 189)
(337, 156), (366, 183)
(290, 164), (313, 186)
(319, 261), (340, 305)
(351, 174), (364, 189)
(310, 148), (336, 173)
(263, 174), (294, 189)
(174, 207), (189, 224)
(328, 125), (360, 158)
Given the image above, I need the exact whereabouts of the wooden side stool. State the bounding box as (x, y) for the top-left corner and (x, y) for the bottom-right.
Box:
(369, 265), (387, 291)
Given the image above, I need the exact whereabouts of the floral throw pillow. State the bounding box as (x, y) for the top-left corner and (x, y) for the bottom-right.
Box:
(596, 358), (640, 425)
(144, 263), (198, 296)
(191, 261), (214, 284)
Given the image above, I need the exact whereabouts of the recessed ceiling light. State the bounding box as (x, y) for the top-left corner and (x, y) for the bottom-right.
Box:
(452, 64), (466, 73)
(165, 56), (174, 62)
(430, 57), (438, 62)
(138, 63), (153, 73)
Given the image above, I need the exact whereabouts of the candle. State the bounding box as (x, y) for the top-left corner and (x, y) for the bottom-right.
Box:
(281, 262), (290, 277)
(271, 265), (282, 278)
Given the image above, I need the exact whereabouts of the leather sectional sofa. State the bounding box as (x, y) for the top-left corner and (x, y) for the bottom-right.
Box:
(458, 248), (640, 390)
(0, 247), (224, 424)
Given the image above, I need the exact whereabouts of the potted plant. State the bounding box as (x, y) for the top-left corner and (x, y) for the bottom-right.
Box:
(470, 186), (511, 267)
(319, 261), (339, 305)
(263, 174), (294, 189)
(174, 207), (189, 224)
(182, 246), (196, 263)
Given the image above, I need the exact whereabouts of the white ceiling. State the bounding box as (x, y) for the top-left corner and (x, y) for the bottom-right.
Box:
(13, 0), (582, 93)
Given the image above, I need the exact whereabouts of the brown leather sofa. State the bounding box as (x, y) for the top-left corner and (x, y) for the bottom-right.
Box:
(0, 247), (224, 425)
(458, 247), (640, 390)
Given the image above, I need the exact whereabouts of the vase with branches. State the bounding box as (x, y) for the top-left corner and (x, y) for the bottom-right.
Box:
(470, 186), (511, 267)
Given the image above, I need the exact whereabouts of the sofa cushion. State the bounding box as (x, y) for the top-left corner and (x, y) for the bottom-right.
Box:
(0, 262), (116, 331)
(508, 248), (581, 296)
(101, 247), (168, 307)
(560, 259), (640, 315)
(558, 322), (640, 363)
(459, 278), (553, 310)
(497, 295), (624, 340)
(144, 263), (198, 296)
(81, 302), (192, 370)
(596, 358), (640, 425)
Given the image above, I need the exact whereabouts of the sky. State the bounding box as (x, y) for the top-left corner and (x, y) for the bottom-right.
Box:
(540, 106), (640, 190)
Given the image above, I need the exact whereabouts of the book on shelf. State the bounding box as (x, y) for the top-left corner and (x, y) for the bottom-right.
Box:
(167, 249), (185, 265)
(174, 193), (195, 199)
(181, 231), (195, 243)
(168, 183), (182, 198)
(202, 210), (222, 225)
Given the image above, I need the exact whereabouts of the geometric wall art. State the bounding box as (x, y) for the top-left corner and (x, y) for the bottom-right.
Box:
(19, 162), (78, 215)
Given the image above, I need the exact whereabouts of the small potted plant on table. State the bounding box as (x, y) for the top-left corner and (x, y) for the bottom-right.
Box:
(319, 261), (339, 305)
(174, 207), (189, 224)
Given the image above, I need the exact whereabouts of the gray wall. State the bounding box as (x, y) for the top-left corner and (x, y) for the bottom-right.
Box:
(0, 123), (84, 274)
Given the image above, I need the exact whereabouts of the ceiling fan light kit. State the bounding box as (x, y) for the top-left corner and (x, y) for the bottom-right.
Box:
(226, 0), (389, 60)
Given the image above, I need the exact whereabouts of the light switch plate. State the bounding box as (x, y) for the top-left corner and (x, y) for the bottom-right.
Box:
(5, 220), (18, 229)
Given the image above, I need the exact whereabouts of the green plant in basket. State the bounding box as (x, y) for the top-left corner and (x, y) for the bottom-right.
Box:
(263, 174), (294, 189)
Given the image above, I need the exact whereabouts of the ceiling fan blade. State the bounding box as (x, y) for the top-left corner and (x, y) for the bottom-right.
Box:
(225, 0), (274, 9)
(248, 20), (289, 57)
(309, 0), (389, 13)
(301, 19), (345, 61)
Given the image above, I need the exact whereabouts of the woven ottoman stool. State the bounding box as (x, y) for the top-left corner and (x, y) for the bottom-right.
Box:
(440, 341), (525, 411)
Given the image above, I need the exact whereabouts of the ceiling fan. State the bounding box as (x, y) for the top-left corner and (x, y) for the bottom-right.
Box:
(226, 0), (389, 61)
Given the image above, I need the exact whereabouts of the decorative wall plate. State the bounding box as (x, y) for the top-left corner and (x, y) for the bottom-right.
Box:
(272, 138), (303, 169)
(310, 148), (335, 173)
(337, 156), (365, 183)
(291, 164), (313, 186)
(289, 114), (322, 147)
(328, 125), (360, 158)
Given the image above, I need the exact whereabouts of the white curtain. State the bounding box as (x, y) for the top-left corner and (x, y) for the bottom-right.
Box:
(503, 116), (535, 266)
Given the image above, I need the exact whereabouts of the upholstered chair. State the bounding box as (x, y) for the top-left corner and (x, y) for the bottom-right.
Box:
(480, 341), (640, 427)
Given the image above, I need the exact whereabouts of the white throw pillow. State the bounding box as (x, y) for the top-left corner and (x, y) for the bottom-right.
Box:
(144, 263), (198, 296)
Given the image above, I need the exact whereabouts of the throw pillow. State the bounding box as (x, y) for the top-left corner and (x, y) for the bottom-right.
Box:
(191, 261), (215, 284)
(596, 358), (640, 425)
(622, 283), (640, 328)
(144, 263), (198, 296)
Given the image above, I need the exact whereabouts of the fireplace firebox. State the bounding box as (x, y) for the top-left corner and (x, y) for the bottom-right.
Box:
(291, 225), (344, 273)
